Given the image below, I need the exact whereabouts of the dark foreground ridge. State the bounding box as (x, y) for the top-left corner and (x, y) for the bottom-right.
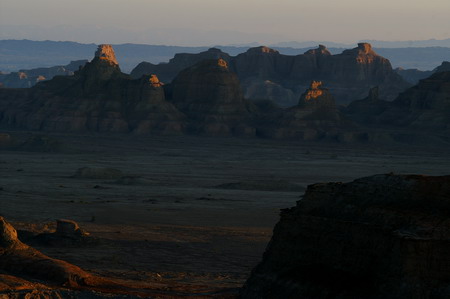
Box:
(241, 174), (450, 299)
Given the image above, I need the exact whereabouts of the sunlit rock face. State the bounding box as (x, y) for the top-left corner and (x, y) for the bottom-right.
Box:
(169, 59), (255, 136)
(242, 174), (450, 299)
(94, 44), (119, 66)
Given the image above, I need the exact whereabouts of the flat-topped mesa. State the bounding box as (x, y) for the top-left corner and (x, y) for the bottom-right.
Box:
(357, 42), (373, 54)
(246, 46), (279, 54)
(304, 44), (332, 56)
(94, 44), (118, 65)
(340, 42), (379, 64)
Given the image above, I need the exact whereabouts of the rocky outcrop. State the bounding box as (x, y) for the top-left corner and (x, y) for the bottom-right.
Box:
(241, 174), (450, 299)
(0, 216), (104, 288)
(0, 45), (186, 134)
(169, 58), (255, 136)
(0, 217), (175, 297)
(0, 60), (87, 88)
(344, 71), (450, 131)
(94, 44), (118, 65)
(131, 43), (409, 106)
(378, 71), (450, 130)
(345, 86), (389, 124)
(131, 48), (231, 82)
(258, 81), (345, 139)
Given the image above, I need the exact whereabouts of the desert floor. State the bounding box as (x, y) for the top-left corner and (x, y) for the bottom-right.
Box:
(1, 131), (450, 297)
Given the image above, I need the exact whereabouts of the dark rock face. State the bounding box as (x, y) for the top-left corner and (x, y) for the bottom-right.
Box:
(434, 61), (450, 73)
(396, 61), (450, 84)
(169, 58), (255, 135)
(395, 68), (433, 84)
(131, 48), (231, 82)
(259, 81), (345, 140)
(131, 43), (409, 106)
(0, 60), (87, 88)
(380, 71), (450, 130)
(241, 174), (450, 299)
(345, 71), (450, 132)
(345, 86), (389, 124)
(0, 45), (186, 134)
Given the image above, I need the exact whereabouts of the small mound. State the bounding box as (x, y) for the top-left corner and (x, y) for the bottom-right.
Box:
(215, 180), (305, 192)
(73, 167), (124, 179)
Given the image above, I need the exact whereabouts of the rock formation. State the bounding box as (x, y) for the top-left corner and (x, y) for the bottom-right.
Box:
(345, 71), (450, 131)
(0, 216), (105, 288)
(0, 217), (174, 297)
(131, 48), (231, 83)
(94, 44), (118, 65)
(241, 174), (450, 299)
(0, 45), (186, 134)
(345, 86), (389, 124)
(0, 60), (87, 88)
(131, 43), (409, 106)
(378, 71), (450, 130)
(169, 58), (255, 136)
(396, 61), (450, 84)
(258, 81), (345, 140)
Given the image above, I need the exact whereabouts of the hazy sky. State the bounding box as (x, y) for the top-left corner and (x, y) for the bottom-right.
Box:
(1, 0), (449, 46)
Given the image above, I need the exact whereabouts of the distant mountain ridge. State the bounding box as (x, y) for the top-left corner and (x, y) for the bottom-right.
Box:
(270, 38), (450, 48)
(1, 40), (449, 73)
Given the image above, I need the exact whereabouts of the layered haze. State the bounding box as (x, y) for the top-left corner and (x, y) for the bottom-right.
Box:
(1, 0), (449, 46)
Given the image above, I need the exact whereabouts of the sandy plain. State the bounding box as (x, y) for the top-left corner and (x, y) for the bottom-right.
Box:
(1, 131), (450, 297)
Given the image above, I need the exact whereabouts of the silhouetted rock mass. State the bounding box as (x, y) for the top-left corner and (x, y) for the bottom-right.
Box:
(131, 47), (231, 82)
(257, 81), (345, 140)
(0, 45), (185, 134)
(0, 60), (87, 88)
(434, 61), (450, 73)
(346, 71), (450, 131)
(169, 59), (255, 135)
(378, 71), (450, 130)
(242, 174), (450, 299)
(396, 61), (450, 84)
(131, 43), (409, 106)
(395, 67), (433, 84)
(345, 86), (389, 124)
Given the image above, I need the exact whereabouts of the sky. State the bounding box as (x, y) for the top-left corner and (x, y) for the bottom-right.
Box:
(1, 0), (449, 46)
